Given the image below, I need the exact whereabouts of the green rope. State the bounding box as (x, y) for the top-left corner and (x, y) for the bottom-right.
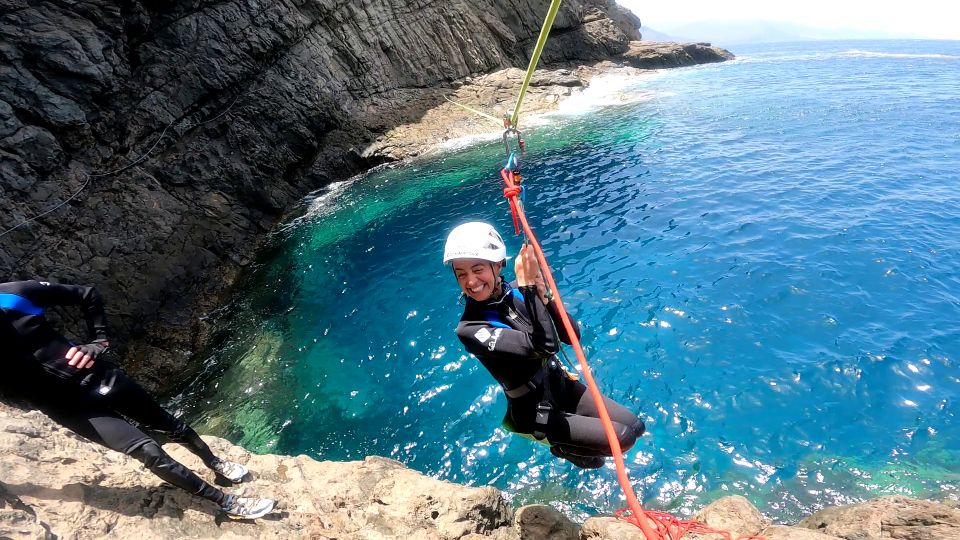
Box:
(510, 0), (563, 130)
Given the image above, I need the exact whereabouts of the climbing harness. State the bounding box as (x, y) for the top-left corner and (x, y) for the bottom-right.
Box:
(502, 359), (553, 440)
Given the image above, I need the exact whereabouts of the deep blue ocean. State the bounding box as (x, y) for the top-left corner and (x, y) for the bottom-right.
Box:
(171, 40), (960, 522)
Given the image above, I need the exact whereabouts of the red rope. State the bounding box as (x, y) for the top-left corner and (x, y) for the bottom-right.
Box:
(500, 167), (764, 540)
(502, 183), (522, 234)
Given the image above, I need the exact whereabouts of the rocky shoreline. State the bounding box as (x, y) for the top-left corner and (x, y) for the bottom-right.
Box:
(3, 400), (959, 539)
(366, 41), (732, 163)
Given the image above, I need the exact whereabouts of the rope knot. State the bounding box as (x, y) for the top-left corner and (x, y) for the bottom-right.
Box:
(503, 186), (522, 199)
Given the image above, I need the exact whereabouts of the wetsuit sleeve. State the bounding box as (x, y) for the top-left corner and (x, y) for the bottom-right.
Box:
(456, 287), (559, 362)
(456, 318), (551, 362)
(13, 280), (110, 341)
(456, 285), (562, 363)
(518, 285), (562, 354)
(546, 300), (581, 344)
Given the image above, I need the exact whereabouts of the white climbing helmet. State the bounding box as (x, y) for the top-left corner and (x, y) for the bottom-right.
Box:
(443, 222), (507, 264)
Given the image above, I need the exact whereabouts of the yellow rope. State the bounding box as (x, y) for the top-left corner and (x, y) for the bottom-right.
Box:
(443, 95), (504, 125)
(510, 0), (563, 130)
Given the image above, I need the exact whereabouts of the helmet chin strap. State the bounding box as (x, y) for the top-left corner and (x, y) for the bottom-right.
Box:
(491, 261), (507, 301)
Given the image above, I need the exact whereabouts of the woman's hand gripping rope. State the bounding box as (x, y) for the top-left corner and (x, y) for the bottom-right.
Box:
(515, 244), (550, 305)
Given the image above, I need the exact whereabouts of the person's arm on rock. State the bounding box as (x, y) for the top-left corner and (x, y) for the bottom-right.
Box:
(12, 280), (111, 369)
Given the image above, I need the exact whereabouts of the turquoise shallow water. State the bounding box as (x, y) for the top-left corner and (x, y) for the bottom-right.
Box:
(171, 40), (960, 521)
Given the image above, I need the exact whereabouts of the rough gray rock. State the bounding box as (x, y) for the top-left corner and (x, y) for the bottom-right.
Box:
(581, 516), (647, 539)
(581, 495), (769, 540)
(797, 496), (960, 540)
(692, 494), (769, 537)
(623, 40), (734, 68)
(760, 524), (844, 540)
(0, 0), (655, 392)
(3, 403), (958, 540)
(515, 504), (579, 539)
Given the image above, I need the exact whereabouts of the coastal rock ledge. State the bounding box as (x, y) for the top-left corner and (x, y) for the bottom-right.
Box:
(3, 401), (959, 540)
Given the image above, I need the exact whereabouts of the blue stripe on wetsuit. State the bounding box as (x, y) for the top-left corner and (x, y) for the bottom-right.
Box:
(0, 293), (44, 316)
(483, 289), (525, 329)
(483, 315), (511, 329)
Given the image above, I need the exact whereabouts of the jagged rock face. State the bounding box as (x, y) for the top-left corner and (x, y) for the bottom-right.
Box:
(0, 0), (640, 390)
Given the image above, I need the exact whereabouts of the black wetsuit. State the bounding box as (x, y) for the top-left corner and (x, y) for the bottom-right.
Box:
(0, 280), (227, 505)
(456, 281), (644, 460)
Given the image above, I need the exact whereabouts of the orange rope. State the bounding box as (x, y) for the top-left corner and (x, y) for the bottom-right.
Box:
(499, 167), (764, 540)
(500, 167), (657, 539)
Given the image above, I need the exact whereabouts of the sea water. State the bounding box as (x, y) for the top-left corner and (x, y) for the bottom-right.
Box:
(170, 40), (960, 521)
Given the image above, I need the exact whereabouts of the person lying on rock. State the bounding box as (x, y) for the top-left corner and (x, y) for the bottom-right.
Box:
(0, 280), (276, 519)
(442, 222), (645, 469)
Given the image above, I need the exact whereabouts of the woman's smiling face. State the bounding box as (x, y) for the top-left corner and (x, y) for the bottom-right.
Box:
(452, 258), (502, 302)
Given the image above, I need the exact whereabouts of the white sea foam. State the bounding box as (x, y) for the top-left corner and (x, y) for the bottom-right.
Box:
(839, 50), (960, 60)
(276, 178), (355, 233)
(433, 70), (664, 148)
(734, 52), (839, 64)
(436, 129), (502, 151)
(736, 50), (960, 65)
(304, 179), (353, 215)
(548, 72), (660, 118)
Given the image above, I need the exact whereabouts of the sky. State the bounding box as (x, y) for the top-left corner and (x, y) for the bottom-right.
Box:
(616, 0), (960, 41)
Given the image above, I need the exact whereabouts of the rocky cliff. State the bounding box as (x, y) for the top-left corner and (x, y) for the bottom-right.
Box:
(3, 400), (959, 539)
(0, 1), (735, 390)
(1, 0), (657, 390)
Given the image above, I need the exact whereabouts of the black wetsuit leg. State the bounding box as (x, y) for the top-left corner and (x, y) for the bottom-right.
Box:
(93, 365), (218, 466)
(44, 400), (154, 454)
(36, 383), (226, 505)
(129, 442), (227, 504)
(547, 378), (645, 457)
(506, 367), (644, 458)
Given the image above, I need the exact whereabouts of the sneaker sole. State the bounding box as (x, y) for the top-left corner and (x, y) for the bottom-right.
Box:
(225, 501), (276, 520)
(220, 474), (248, 483)
(217, 465), (249, 483)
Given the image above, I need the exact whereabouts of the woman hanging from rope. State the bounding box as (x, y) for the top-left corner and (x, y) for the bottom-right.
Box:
(444, 222), (645, 469)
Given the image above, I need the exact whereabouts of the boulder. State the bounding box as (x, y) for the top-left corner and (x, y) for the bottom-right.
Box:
(515, 504), (579, 539)
(581, 516), (647, 539)
(798, 496), (960, 540)
(692, 495), (769, 538)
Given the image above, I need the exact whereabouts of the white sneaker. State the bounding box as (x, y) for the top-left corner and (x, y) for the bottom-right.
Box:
(221, 495), (276, 520)
(212, 458), (249, 482)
